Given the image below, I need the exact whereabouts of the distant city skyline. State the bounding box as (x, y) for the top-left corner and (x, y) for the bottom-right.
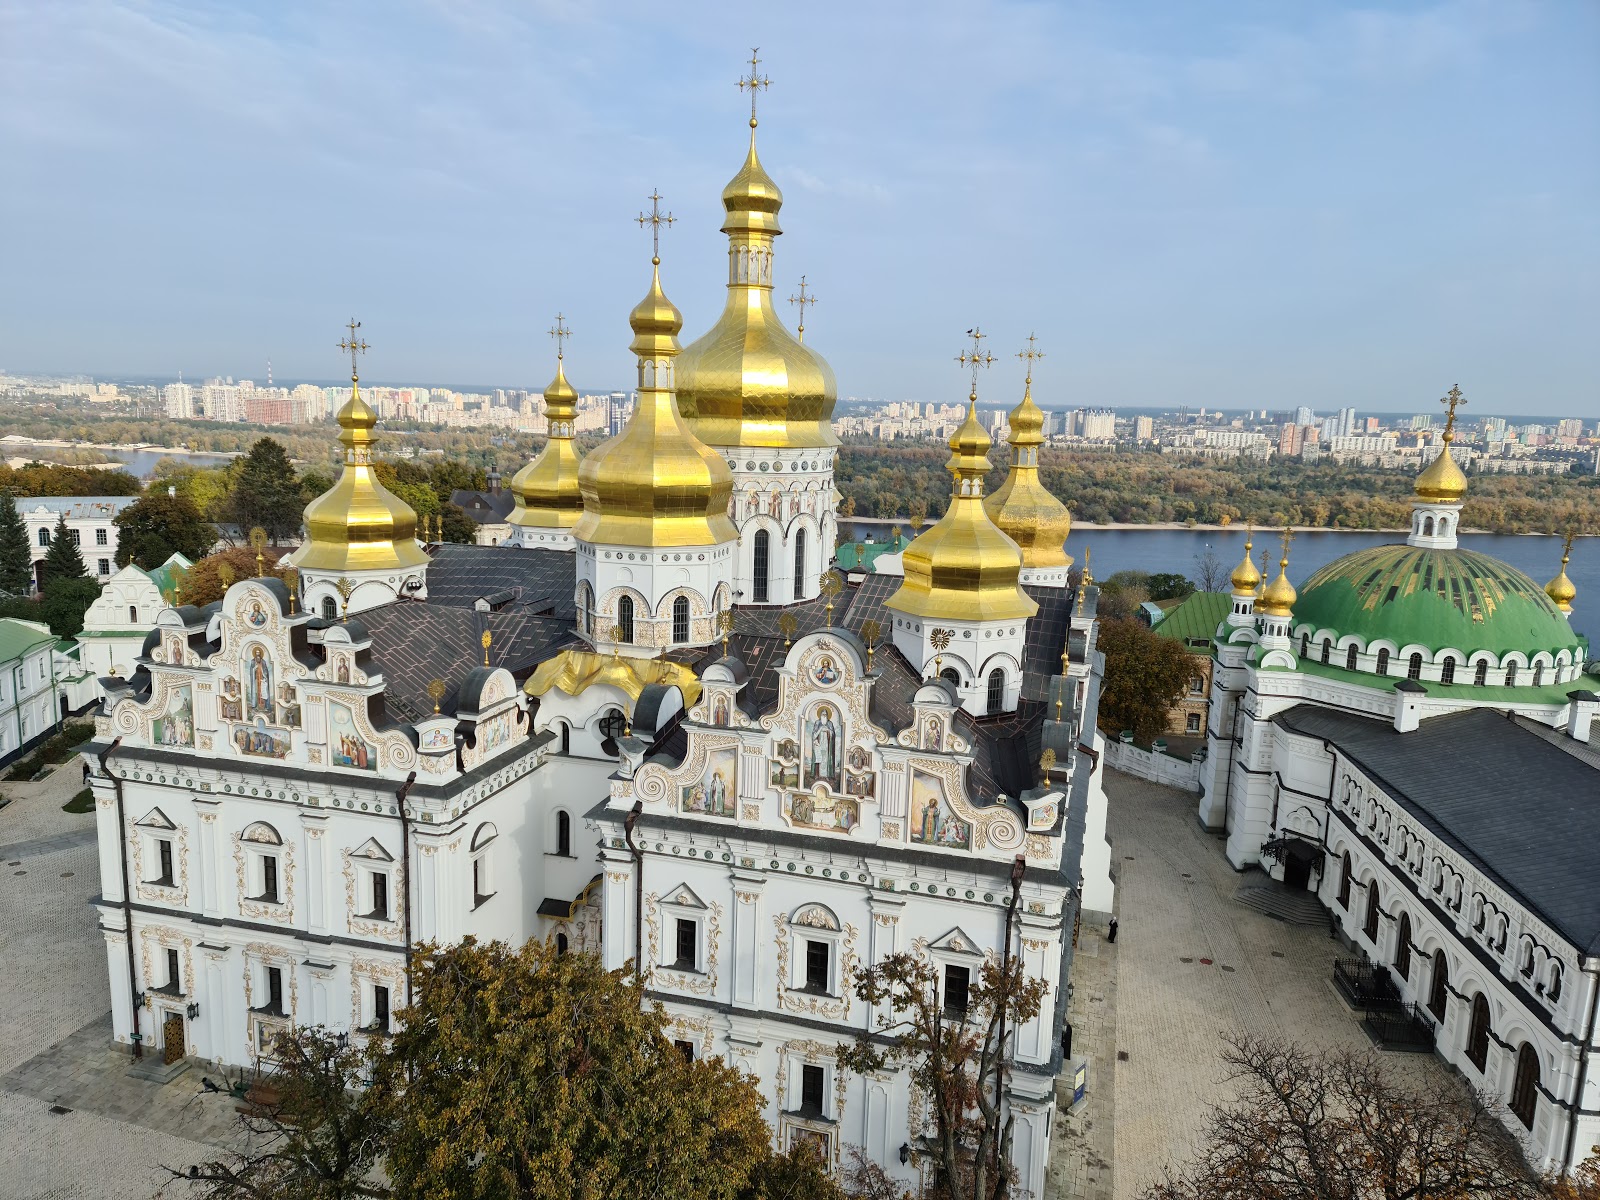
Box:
(2, 2), (1596, 415)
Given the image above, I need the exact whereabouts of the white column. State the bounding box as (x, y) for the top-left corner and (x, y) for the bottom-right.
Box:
(301, 813), (330, 936)
(95, 781), (123, 901)
(602, 858), (636, 973)
(104, 930), (134, 1046)
(412, 832), (444, 944)
(730, 872), (765, 1009)
(194, 798), (223, 918)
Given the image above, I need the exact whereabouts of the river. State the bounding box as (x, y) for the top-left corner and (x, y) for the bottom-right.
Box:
(844, 523), (1596, 641)
(101, 448), (236, 477)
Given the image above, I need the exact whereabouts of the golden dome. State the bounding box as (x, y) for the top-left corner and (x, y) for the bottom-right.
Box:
(1258, 555), (1298, 619)
(984, 378), (1072, 568)
(1230, 533), (1262, 596)
(1546, 542), (1576, 614)
(573, 262), (737, 549)
(295, 380), (430, 573)
(1415, 438), (1468, 502)
(674, 126), (839, 450)
(886, 398), (1039, 624)
(508, 350), (583, 531)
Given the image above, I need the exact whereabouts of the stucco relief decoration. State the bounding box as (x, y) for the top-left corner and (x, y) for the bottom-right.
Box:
(232, 831), (295, 924)
(138, 925), (194, 1000)
(666, 1013), (715, 1060)
(131, 822), (190, 906)
(908, 758), (1022, 853)
(775, 1040), (850, 1164)
(762, 641), (889, 748)
(241, 940), (298, 1060)
(773, 913), (860, 1020)
(645, 894), (723, 998)
(341, 850), (403, 942)
(349, 955), (407, 1029)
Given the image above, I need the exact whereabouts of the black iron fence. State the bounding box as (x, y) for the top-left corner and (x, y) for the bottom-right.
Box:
(1362, 1002), (1437, 1053)
(1333, 958), (1400, 1010)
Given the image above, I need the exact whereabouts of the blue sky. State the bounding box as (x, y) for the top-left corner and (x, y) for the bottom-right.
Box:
(1, 0), (1596, 416)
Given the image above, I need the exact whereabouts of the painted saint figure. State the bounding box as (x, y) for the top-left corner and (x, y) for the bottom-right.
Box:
(246, 646), (273, 717)
(805, 705), (839, 789)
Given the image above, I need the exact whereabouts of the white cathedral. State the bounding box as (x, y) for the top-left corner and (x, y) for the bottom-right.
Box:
(84, 92), (1112, 1197)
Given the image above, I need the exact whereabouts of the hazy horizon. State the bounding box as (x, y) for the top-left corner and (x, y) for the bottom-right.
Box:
(2, 1), (1596, 416)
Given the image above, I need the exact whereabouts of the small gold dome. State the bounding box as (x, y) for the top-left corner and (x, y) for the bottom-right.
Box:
(1415, 439), (1468, 503)
(1258, 557), (1298, 619)
(574, 263), (737, 549)
(508, 355), (583, 531)
(887, 399), (1038, 624)
(721, 130), (783, 236)
(1230, 534), (1262, 596)
(984, 380), (1072, 569)
(295, 382), (430, 573)
(1546, 552), (1576, 614)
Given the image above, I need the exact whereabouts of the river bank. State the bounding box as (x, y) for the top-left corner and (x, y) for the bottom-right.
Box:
(844, 515), (1594, 538)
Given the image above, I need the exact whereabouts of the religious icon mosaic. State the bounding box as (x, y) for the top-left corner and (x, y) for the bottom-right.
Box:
(329, 700), (377, 770)
(234, 715), (291, 759)
(910, 769), (970, 849)
(681, 746), (736, 818)
(245, 646), (274, 719)
(152, 685), (194, 748)
(787, 788), (860, 834)
(803, 704), (841, 791)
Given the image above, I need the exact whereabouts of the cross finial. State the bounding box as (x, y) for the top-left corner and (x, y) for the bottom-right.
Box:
(637, 189), (675, 265)
(788, 276), (817, 342)
(1562, 529), (1576, 562)
(1439, 384), (1467, 442)
(1279, 526), (1295, 566)
(957, 327), (997, 399)
(1017, 333), (1045, 385)
(737, 47), (770, 128)
(549, 313), (571, 361)
(338, 318), (369, 383)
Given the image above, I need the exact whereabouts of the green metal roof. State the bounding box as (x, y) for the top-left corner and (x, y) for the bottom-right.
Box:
(147, 553), (193, 598)
(1152, 591), (1232, 648)
(0, 619), (58, 662)
(836, 531), (912, 573)
(1295, 654), (1587, 705)
(1293, 543), (1579, 658)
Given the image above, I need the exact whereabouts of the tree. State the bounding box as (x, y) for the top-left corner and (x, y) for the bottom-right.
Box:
(1139, 1033), (1558, 1200)
(1095, 618), (1194, 743)
(1146, 573), (1196, 602)
(114, 493), (216, 569)
(1095, 570), (1150, 622)
(150, 459), (235, 522)
(439, 503), (478, 545)
(40, 513), (86, 585)
(1191, 549), (1228, 593)
(229, 439), (304, 543)
(39, 575), (102, 637)
(182, 546), (290, 607)
(0, 494), (31, 595)
(838, 950), (1048, 1200)
(906, 498), (928, 532)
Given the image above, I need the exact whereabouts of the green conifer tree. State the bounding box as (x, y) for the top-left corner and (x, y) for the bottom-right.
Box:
(40, 513), (87, 585)
(0, 494), (31, 596)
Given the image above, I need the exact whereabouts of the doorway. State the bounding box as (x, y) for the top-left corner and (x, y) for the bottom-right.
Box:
(1282, 847), (1314, 891)
(161, 1012), (186, 1065)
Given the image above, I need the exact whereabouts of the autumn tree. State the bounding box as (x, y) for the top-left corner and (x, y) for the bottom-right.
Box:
(1139, 1033), (1552, 1200)
(438, 503), (478, 545)
(150, 459), (236, 522)
(181, 546), (290, 607)
(114, 492), (216, 568)
(0, 494), (31, 595)
(1095, 617), (1194, 743)
(839, 949), (1049, 1200)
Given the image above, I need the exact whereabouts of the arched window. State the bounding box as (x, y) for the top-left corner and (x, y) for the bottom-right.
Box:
(597, 708), (627, 757)
(1549, 962), (1563, 1003)
(559, 721), (571, 756)
(1466, 994), (1491, 1071)
(1423, 515), (1435, 536)
(555, 810), (571, 857)
(940, 667), (960, 688)
(556, 932), (569, 955)
(1505, 665), (1518, 687)
(1376, 648), (1391, 676)
(38, 528), (50, 547)
(1299, 633), (1309, 657)
(1532, 664), (1544, 687)
(986, 668), (1005, 714)
(1321, 640), (1331, 664)
(1427, 950), (1449, 1020)
(1407, 652), (1423, 680)
(578, 583), (593, 635)
(1395, 912), (1412, 980)
(1363, 879), (1381, 943)
(1510, 1044), (1540, 1130)
(322, 596), (337, 619)
(672, 595), (690, 644)
(617, 595), (634, 643)
(793, 530), (807, 600)
(1440, 658), (1456, 686)
(1346, 645), (1358, 671)
(1337, 852), (1352, 908)
(1474, 660), (1488, 687)
(753, 529), (770, 603)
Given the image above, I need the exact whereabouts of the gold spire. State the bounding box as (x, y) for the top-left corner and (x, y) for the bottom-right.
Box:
(295, 321), (429, 573)
(573, 198), (736, 549)
(985, 334), (1073, 568)
(1230, 529), (1262, 597)
(1546, 530), (1577, 614)
(674, 53), (838, 450)
(508, 313), (584, 532)
(1415, 384), (1469, 502)
(886, 331), (1038, 624)
(1258, 528), (1297, 618)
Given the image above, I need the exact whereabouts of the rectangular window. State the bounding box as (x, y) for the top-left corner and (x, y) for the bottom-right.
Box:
(95, 528), (108, 546)
(944, 964), (970, 1017)
(156, 838), (174, 885)
(370, 872), (389, 920)
(374, 984), (390, 1033)
(68, 529), (80, 545)
(261, 856), (279, 903)
(98, 558), (110, 575)
(804, 940), (830, 993)
(799, 1064), (826, 1118)
(166, 947), (181, 992)
(266, 966), (284, 1015)
(674, 918), (697, 970)
(674, 1039), (695, 1062)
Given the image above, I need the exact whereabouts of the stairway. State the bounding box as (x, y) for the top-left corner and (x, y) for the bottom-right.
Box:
(1233, 875), (1329, 927)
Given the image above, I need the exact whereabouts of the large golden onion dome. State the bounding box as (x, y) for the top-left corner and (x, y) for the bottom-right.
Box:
(1415, 439), (1468, 502)
(295, 379), (430, 572)
(886, 397), (1038, 623)
(1546, 539), (1577, 615)
(1230, 532), (1262, 597)
(984, 372), (1072, 568)
(508, 340), (584, 531)
(1258, 551), (1298, 619)
(573, 260), (737, 548)
(673, 121), (839, 450)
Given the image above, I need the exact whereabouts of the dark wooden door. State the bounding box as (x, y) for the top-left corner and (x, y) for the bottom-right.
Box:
(162, 1013), (185, 1064)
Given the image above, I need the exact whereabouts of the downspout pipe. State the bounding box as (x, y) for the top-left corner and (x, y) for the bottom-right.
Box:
(395, 771), (417, 1007)
(992, 854), (1026, 1197)
(1562, 961), (1600, 1172)
(98, 736), (141, 1059)
(624, 800), (644, 979)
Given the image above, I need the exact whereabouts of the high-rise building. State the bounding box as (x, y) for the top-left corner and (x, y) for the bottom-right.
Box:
(162, 381), (194, 420)
(1294, 405), (1315, 426)
(1278, 423), (1304, 457)
(1134, 415), (1154, 441)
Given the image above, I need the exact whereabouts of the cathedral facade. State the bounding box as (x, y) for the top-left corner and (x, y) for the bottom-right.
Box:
(85, 86), (1106, 1198)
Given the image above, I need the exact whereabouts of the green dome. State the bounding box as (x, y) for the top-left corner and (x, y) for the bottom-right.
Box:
(1293, 544), (1579, 658)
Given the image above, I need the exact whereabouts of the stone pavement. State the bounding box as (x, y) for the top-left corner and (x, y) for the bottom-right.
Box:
(1045, 921), (1116, 1200)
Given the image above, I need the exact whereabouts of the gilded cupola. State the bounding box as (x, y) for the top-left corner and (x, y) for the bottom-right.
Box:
(572, 242), (737, 549)
(295, 340), (429, 575)
(672, 58), (838, 450)
(1546, 533), (1577, 616)
(1231, 531), (1262, 597)
(508, 315), (584, 536)
(984, 338), (1072, 575)
(886, 339), (1038, 625)
(1257, 532), (1298, 620)
(1415, 384), (1469, 503)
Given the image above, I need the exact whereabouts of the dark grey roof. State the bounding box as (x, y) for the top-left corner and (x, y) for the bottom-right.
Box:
(424, 544), (577, 617)
(1273, 705), (1600, 954)
(449, 489), (516, 523)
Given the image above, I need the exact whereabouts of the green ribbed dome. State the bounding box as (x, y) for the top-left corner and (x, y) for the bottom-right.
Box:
(1294, 544), (1579, 657)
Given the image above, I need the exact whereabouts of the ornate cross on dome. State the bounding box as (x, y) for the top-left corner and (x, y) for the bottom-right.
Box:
(1017, 332), (1045, 384)
(788, 276), (816, 342)
(957, 327), (996, 398)
(339, 318), (368, 383)
(636, 190), (675, 265)
(1562, 529), (1576, 561)
(738, 47), (770, 127)
(1439, 384), (1467, 441)
(1279, 526), (1295, 565)
(549, 313), (571, 360)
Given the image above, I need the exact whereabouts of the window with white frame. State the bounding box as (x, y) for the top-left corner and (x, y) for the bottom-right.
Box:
(660, 887), (709, 974)
(785, 905), (842, 996)
(943, 963), (971, 1018)
(802, 938), (831, 994)
(471, 822), (497, 908)
(349, 839), (395, 921)
(95, 528), (108, 545)
(242, 823), (283, 903)
(794, 1062), (829, 1120)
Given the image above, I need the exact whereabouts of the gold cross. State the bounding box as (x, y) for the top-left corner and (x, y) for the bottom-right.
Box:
(338, 319), (368, 383)
(549, 313), (571, 360)
(1562, 529), (1576, 561)
(738, 47), (770, 127)
(788, 276), (816, 342)
(957, 327), (996, 398)
(1279, 526), (1295, 565)
(637, 190), (675, 264)
(1439, 384), (1467, 441)
(1017, 333), (1045, 385)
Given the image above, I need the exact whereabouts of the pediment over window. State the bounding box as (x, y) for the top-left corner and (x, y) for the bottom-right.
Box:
(349, 838), (394, 862)
(930, 926), (985, 957)
(790, 903), (841, 931)
(135, 807), (177, 830)
(661, 883), (709, 911)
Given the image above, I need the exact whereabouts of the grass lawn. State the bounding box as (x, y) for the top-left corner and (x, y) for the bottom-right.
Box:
(63, 788), (94, 814)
